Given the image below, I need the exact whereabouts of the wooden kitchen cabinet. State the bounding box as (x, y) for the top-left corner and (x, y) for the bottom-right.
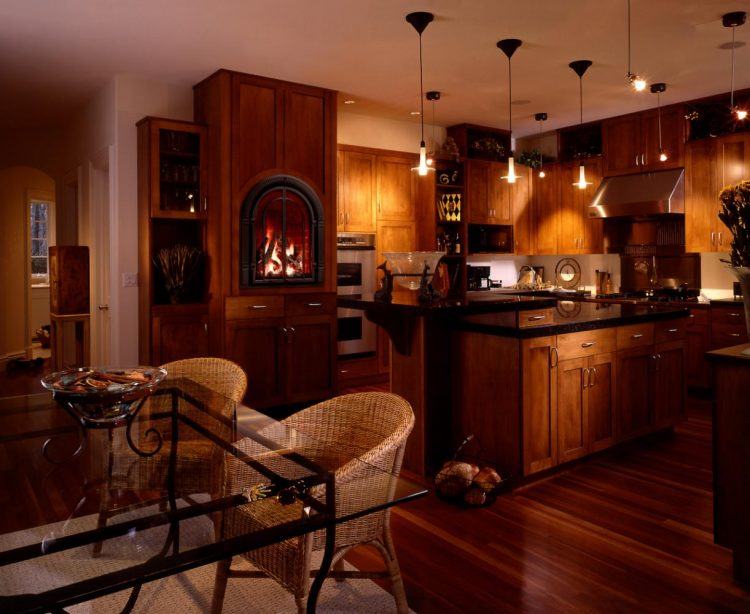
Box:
(685, 309), (711, 390)
(653, 340), (685, 428)
(466, 160), (491, 224)
(617, 345), (655, 440)
(557, 356), (589, 463)
(532, 162), (560, 254)
(284, 314), (336, 403)
(338, 149), (376, 231)
(152, 313), (209, 365)
(685, 138), (717, 253)
(522, 336), (558, 475)
(602, 107), (685, 176)
(377, 155), (416, 221)
(587, 352), (616, 452)
(716, 133), (750, 251)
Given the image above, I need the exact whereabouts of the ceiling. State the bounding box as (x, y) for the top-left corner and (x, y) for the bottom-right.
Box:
(1, 0), (748, 136)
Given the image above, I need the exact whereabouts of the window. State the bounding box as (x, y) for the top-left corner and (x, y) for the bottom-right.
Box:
(30, 201), (50, 284)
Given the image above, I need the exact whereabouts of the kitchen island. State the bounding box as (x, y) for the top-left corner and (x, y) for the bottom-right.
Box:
(340, 293), (689, 480)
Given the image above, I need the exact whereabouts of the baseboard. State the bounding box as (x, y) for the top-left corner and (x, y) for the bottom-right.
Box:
(0, 350), (27, 369)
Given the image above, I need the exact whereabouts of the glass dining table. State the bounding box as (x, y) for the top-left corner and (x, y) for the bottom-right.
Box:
(0, 377), (426, 613)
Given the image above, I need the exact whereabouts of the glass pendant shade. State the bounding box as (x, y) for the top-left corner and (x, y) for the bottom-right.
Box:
(630, 75), (647, 92)
(737, 108), (748, 121)
(502, 156), (518, 183)
(539, 169), (546, 178)
(574, 162), (591, 190)
(413, 141), (431, 176)
(659, 151), (668, 162)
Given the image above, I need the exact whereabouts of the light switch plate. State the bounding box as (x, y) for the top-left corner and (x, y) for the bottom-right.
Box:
(122, 272), (138, 287)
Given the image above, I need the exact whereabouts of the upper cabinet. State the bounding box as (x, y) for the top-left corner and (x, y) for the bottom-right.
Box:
(377, 155), (416, 221)
(533, 162), (560, 255)
(338, 149), (376, 231)
(602, 106), (685, 176)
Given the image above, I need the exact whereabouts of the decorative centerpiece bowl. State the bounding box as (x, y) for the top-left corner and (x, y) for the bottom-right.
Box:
(41, 366), (167, 426)
(383, 251), (444, 290)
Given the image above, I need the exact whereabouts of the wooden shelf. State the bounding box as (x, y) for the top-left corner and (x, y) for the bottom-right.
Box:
(436, 183), (464, 189)
(160, 149), (200, 159)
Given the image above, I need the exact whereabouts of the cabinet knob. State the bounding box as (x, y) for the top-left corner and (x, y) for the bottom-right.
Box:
(97, 304), (109, 311)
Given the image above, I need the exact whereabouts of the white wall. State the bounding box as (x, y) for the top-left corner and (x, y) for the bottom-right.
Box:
(338, 111), (445, 154)
(700, 252), (735, 299)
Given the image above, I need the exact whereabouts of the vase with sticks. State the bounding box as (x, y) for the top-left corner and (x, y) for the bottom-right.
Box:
(718, 180), (750, 353)
(154, 244), (203, 304)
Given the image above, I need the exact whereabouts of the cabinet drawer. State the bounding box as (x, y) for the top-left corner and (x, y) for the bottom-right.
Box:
(285, 293), (337, 316)
(616, 323), (654, 349)
(711, 306), (746, 326)
(711, 323), (748, 349)
(655, 319), (686, 343)
(686, 308), (709, 329)
(557, 328), (616, 361)
(518, 309), (554, 328)
(226, 296), (284, 320)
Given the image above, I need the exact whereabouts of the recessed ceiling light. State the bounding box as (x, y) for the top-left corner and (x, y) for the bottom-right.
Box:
(343, 99), (356, 104)
(410, 111), (421, 116)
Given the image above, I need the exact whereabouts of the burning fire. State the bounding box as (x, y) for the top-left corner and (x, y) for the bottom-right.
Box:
(258, 229), (304, 278)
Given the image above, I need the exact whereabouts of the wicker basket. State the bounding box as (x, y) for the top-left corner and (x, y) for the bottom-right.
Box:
(434, 435), (509, 507)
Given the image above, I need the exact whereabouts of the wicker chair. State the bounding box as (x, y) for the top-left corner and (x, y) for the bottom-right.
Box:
(211, 392), (415, 614)
(92, 358), (247, 554)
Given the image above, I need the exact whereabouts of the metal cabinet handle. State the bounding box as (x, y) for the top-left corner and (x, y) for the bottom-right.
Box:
(528, 315), (546, 321)
(631, 333), (643, 339)
(590, 367), (597, 388)
(345, 211), (350, 224)
(719, 231), (723, 246)
(635, 155), (640, 167)
(251, 305), (268, 310)
(583, 367), (590, 388)
(730, 333), (741, 337)
(339, 369), (349, 375)
(689, 314), (695, 319)
(550, 347), (559, 368)
(204, 323), (208, 333)
(641, 153), (646, 166)
(667, 328), (678, 333)
(711, 231), (716, 246)
(377, 201), (381, 214)
(203, 196), (207, 211)
(97, 304), (109, 310)
(581, 341), (596, 348)
(306, 302), (323, 307)
(728, 312), (742, 318)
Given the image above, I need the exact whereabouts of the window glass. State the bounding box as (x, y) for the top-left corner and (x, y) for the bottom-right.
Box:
(30, 202), (49, 282)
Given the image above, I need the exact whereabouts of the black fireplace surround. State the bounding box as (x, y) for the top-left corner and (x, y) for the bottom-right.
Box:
(240, 175), (325, 286)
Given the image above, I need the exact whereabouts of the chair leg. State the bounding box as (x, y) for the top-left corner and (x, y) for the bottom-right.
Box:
(333, 557), (346, 582)
(211, 557), (232, 614)
(378, 528), (410, 614)
(295, 596), (306, 614)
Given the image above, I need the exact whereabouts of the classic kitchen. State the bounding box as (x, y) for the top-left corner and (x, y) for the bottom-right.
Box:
(3, 2), (750, 612)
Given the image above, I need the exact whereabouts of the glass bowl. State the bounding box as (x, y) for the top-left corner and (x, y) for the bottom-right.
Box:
(41, 366), (168, 426)
(383, 252), (445, 290)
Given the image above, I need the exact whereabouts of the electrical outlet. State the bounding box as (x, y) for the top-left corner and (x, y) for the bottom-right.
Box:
(122, 272), (138, 288)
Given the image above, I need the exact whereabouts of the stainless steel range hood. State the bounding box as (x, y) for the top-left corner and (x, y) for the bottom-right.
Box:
(588, 168), (685, 218)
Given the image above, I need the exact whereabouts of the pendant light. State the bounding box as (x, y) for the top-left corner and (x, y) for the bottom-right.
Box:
(534, 113), (548, 178)
(626, 0), (647, 92)
(497, 38), (522, 183)
(569, 60), (593, 190)
(426, 90), (440, 166)
(723, 11), (748, 121)
(650, 83), (668, 161)
(406, 11), (435, 175)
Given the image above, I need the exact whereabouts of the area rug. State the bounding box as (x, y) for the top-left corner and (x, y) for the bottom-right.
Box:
(0, 505), (404, 613)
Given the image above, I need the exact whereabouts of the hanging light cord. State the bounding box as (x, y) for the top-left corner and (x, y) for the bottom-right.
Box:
(627, 0), (632, 77)
(418, 33), (425, 142)
(579, 76), (584, 125)
(657, 92), (663, 150)
(507, 56), (513, 133)
(538, 121), (543, 170)
(730, 24), (736, 110)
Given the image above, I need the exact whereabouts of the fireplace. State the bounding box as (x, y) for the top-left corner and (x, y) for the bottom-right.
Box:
(240, 175), (324, 286)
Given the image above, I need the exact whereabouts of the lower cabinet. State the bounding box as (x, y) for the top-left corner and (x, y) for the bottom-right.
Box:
(587, 352), (616, 452)
(685, 309), (711, 390)
(225, 313), (336, 408)
(152, 313), (209, 365)
(617, 346), (655, 440)
(653, 340), (685, 428)
(521, 336), (558, 475)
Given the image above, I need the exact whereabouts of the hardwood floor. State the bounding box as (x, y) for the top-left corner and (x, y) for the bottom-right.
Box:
(344, 389), (750, 612)
(3, 367), (748, 611)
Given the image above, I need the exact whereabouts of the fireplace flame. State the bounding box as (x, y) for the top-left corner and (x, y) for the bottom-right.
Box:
(259, 230), (304, 278)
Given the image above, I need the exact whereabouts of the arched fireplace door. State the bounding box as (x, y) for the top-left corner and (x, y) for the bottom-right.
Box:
(240, 175), (325, 286)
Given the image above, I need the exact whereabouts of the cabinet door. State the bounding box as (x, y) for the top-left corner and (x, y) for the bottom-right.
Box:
(588, 352), (616, 451)
(532, 163), (560, 254)
(602, 114), (642, 176)
(490, 162), (512, 224)
(336, 149), (345, 231)
(716, 134), (750, 251)
(341, 149), (376, 231)
(580, 158), (603, 254)
(152, 315), (209, 365)
(285, 315), (336, 403)
(685, 310), (710, 390)
(642, 106), (685, 170)
(377, 156), (415, 221)
(558, 162), (583, 254)
(511, 165), (533, 254)
(617, 346), (655, 440)
(225, 319), (285, 407)
(522, 336), (558, 475)
(284, 87), (328, 195)
(685, 139), (716, 253)
(376, 220), (416, 293)
(653, 340), (685, 429)
(557, 357), (589, 463)
(466, 160), (490, 224)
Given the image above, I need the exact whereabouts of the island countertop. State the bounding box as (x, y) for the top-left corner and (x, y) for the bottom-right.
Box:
(456, 300), (689, 338)
(337, 291), (557, 316)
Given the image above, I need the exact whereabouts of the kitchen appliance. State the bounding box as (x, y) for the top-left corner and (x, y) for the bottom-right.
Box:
(595, 270), (613, 296)
(467, 224), (513, 254)
(337, 233), (376, 358)
(467, 265), (491, 291)
(588, 168), (685, 218)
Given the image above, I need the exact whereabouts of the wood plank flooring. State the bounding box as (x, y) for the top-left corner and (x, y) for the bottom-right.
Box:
(342, 386), (750, 612)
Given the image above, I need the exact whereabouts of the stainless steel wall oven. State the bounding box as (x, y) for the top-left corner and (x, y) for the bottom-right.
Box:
(337, 233), (376, 358)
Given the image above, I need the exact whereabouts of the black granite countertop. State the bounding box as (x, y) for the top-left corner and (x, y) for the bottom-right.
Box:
(337, 292), (557, 316)
(456, 300), (689, 338)
(710, 297), (746, 306)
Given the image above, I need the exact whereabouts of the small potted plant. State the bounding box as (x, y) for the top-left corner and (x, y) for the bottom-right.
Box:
(718, 180), (750, 351)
